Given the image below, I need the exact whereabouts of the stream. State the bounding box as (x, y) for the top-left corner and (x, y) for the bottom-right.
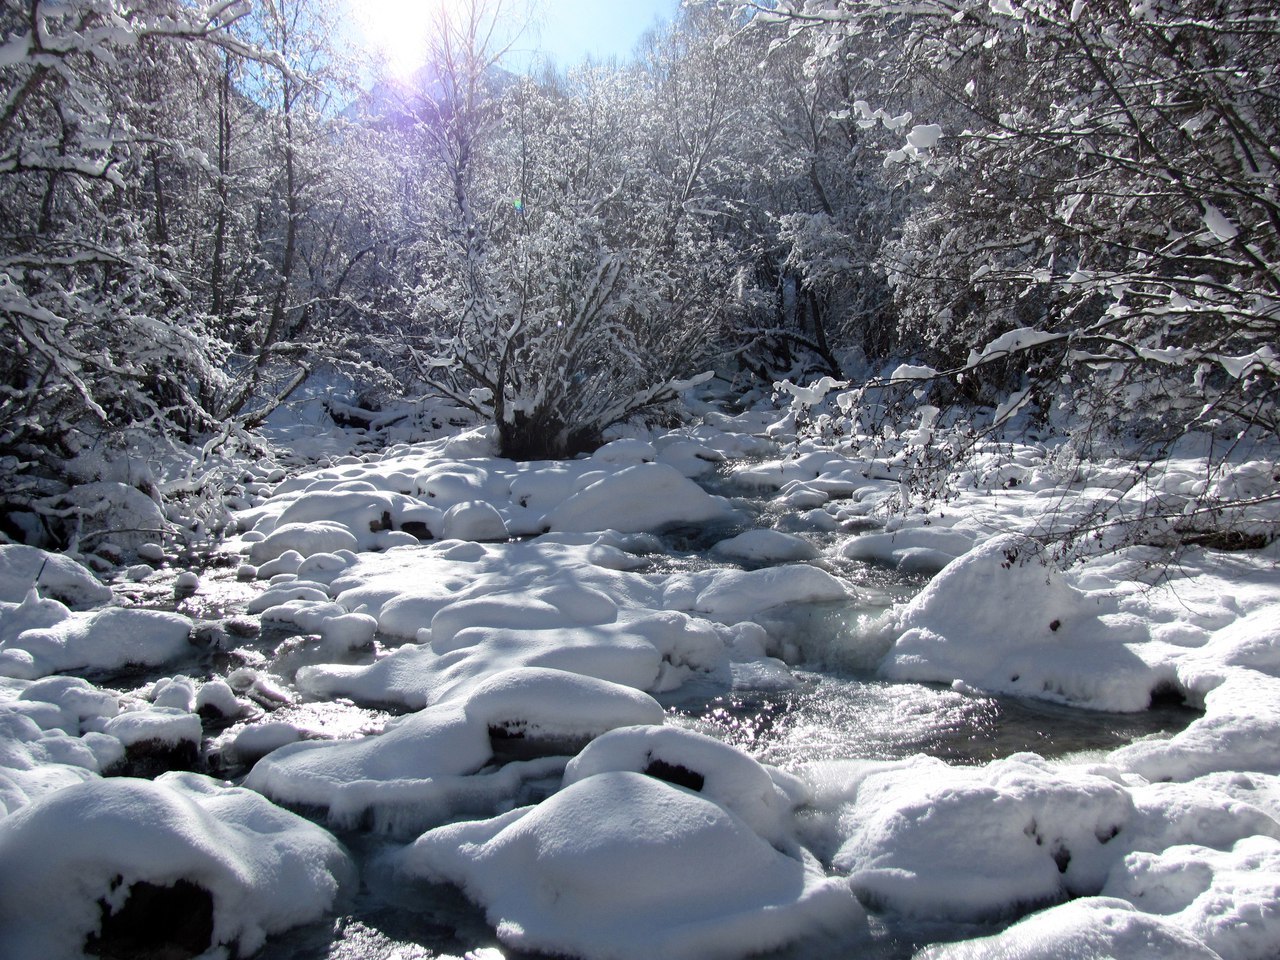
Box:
(103, 464), (1196, 960)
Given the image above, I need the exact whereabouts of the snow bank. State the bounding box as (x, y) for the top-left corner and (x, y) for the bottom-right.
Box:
(1103, 836), (1280, 960)
(397, 770), (862, 960)
(0, 774), (354, 960)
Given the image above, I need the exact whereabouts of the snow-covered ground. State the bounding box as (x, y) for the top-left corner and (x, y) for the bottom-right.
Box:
(1, 388), (1278, 959)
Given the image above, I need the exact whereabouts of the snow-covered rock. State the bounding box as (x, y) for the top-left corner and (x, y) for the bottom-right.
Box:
(396, 770), (862, 960)
(247, 668), (665, 834)
(0, 774), (354, 959)
(543, 462), (735, 534)
(0, 545), (112, 608)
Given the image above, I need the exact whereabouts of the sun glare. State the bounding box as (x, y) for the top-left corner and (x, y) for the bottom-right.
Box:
(350, 0), (442, 77)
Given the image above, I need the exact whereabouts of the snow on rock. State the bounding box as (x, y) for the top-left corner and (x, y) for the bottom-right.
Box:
(1111, 669), (1280, 781)
(543, 462), (735, 534)
(248, 521), (360, 564)
(441, 499), (508, 541)
(300, 608), (729, 709)
(0, 706), (103, 817)
(396, 770), (863, 960)
(0, 606), (193, 680)
(259, 598), (378, 650)
(880, 534), (1159, 712)
(589, 437), (656, 464)
(1102, 835), (1280, 960)
(0, 545), (112, 608)
(916, 897), (1221, 960)
(49, 481), (168, 555)
(247, 668), (665, 834)
(686, 564), (852, 622)
(841, 526), (979, 572)
(710, 528), (819, 564)
(0, 773), (354, 960)
(825, 754), (1134, 920)
(563, 725), (808, 850)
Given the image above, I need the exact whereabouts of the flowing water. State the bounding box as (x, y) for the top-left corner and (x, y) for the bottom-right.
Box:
(103, 471), (1196, 960)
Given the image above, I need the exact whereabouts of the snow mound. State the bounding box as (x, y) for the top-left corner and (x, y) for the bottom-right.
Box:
(441, 500), (508, 541)
(710, 528), (819, 564)
(1113, 670), (1280, 781)
(0, 773), (354, 960)
(880, 534), (1159, 711)
(0, 605), (193, 680)
(0, 545), (112, 608)
(563, 725), (808, 849)
(917, 896), (1220, 960)
(397, 770), (863, 960)
(247, 668), (664, 834)
(827, 754), (1134, 920)
(1103, 835), (1280, 960)
(687, 564), (852, 621)
(544, 462), (735, 534)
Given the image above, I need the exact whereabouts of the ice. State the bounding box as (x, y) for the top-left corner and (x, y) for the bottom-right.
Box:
(396, 770), (863, 960)
(0, 774), (354, 959)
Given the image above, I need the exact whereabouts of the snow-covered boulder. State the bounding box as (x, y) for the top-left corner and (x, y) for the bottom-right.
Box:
(0, 774), (354, 960)
(564, 725), (808, 850)
(880, 534), (1159, 712)
(0, 606), (193, 680)
(0, 545), (112, 608)
(710, 528), (819, 564)
(916, 897), (1220, 960)
(543, 462), (735, 534)
(1102, 835), (1280, 960)
(440, 499), (508, 542)
(247, 668), (665, 834)
(826, 754), (1134, 920)
(396, 770), (862, 960)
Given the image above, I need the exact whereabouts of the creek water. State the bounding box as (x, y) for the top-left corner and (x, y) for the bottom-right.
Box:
(103, 473), (1195, 960)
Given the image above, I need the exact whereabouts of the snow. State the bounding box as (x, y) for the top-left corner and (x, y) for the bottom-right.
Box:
(395, 770), (863, 960)
(544, 462), (735, 533)
(247, 668), (664, 834)
(0, 774), (354, 959)
(711, 528), (819, 563)
(917, 897), (1221, 959)
(0, 604), (193, 680)
(818, 753), (1134, 920)
(0, 544), (112, 608)
(4, 391), (1280, 959)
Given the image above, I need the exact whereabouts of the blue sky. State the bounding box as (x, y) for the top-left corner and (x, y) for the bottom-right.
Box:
(350, 0), (682, 77)
(523, 0), (682, 68)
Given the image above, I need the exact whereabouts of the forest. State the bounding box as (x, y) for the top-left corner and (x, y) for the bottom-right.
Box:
(3, 0), (1275, 548)
(2, 2), (1280, 960)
